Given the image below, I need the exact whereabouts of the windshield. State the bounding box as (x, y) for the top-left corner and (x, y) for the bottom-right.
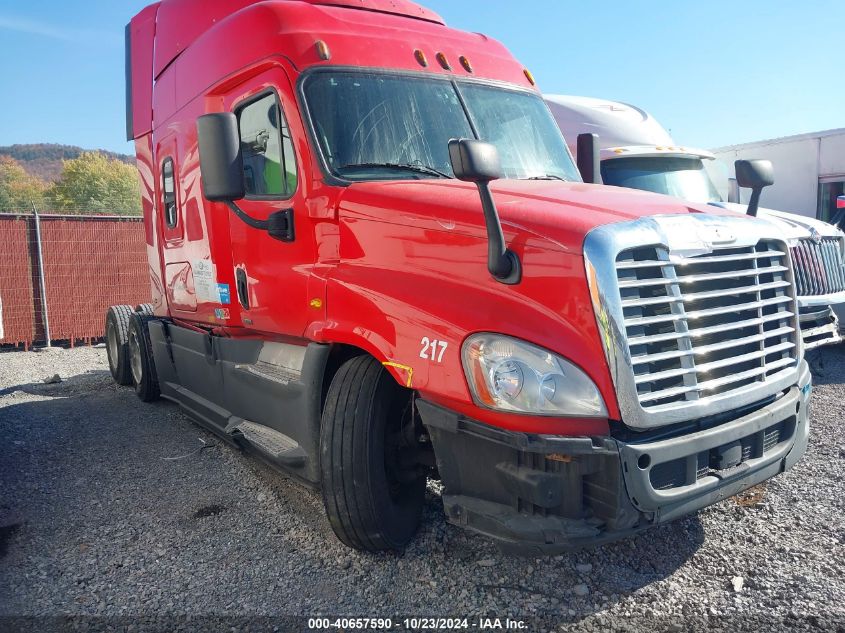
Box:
(600, 156), (722, 203)
(303, 71), (580, 182)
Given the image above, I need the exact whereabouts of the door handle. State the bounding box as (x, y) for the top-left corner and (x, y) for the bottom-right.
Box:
(236, 268), (250, 310)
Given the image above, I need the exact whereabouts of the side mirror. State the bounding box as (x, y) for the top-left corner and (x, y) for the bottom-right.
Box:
(196, 113), (294, 241)
(735, 159), (774, 217)
(197, 113), (245, 202)
(448, 139), (520, 285)
(576, 133), (602, 184)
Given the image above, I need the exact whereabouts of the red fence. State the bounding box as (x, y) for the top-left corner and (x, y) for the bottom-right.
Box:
(0, 216), (38, 346)
(0, 214), (151, 348)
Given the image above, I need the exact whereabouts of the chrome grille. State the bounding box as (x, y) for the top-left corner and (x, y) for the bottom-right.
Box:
(615, 240), (799, 413)
(791, 237), (845, 296)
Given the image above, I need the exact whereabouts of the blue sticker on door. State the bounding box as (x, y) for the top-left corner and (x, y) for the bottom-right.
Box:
(217, 283), (231, 305)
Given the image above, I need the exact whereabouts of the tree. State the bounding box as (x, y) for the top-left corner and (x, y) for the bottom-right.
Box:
(48, 152), (141, 215)
(0, 156), (47, 212)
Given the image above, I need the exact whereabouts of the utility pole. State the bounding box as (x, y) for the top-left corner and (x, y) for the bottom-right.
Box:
(31, 201), (51, 347)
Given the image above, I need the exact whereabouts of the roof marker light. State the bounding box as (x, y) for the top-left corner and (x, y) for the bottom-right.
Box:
(436, 52), (451, 70)
(614, 149), (625, 154)
(656, 146), (664, 150)
(315, 40), (331, 61)
(524, 69), (536, 85)
(459, 55), (473, 73)
(414, 49), (429, 67)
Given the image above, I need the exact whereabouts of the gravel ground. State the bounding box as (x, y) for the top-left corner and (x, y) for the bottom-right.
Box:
(0, 345), (843, 632)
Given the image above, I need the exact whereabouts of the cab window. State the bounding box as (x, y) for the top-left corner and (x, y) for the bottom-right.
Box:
(162, 157), (177, 228)
(237, 92), (297, 198)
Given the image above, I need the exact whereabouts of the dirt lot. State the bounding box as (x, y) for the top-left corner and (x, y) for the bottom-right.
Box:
(0, 345), (843, 632)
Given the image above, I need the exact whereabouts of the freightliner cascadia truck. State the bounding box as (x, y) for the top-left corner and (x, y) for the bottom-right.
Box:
(108, 0), (811, 555)
(547, 94), (845, 350)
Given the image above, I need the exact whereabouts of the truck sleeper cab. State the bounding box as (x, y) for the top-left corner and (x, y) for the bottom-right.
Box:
(546, 94), (845, 350)
(107, 0), (811, 555)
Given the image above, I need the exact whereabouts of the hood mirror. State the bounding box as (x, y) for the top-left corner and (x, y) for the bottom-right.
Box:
(735, 159), (774, 217)
(576, 133), (601, 184)
(448, 139), (521, 285)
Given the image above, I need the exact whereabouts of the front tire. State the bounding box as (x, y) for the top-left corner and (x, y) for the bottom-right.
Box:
(128, 314), (160, 403)
(320, 355), (426, 551)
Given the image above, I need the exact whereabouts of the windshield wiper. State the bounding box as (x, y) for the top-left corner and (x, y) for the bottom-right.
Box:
(524, 174), (568, 181)
(337, 162), (451, 178)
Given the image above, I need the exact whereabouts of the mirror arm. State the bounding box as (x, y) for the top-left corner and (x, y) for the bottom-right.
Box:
(226, 201), (268, 230)
(746, 189), (762, 217)
(477, 182), (521, 284)
(225, 202), (295, 242)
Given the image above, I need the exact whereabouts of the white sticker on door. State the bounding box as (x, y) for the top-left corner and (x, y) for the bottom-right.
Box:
(192, 259), (220, 303)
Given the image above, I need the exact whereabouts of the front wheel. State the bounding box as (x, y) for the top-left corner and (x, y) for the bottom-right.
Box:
(320, 355), (426, 551)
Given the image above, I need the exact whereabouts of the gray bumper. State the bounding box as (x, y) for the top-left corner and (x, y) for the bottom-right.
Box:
(619, 363), (811, 523)
(799, 304), (842, 349)
(419, 362), (811, 556)
(834, 303), (845, 335)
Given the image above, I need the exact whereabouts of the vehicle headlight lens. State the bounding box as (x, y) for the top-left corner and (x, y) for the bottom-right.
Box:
(462, 334), (607, 416)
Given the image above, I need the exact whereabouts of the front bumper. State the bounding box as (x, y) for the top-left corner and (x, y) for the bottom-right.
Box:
(419, 362), (811, 556)
(798, 304), (842, 349)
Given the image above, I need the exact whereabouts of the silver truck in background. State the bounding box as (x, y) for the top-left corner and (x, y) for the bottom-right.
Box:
(546, 94), (845, 349)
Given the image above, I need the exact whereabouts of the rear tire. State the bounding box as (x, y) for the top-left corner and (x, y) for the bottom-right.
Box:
(105, 305), (134, 386)
(128, 314), (160, 403)
(135, 303), (154, 316)
(320, 355), (426, 552)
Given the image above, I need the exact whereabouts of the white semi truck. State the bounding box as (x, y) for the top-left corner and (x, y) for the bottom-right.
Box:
(546, 95), (845, 349)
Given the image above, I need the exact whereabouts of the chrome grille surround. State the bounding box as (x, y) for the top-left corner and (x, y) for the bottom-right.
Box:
(584, 214), (802, 430)
(791, 236), (845, 296)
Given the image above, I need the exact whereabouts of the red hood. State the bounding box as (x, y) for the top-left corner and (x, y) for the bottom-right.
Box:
(338, 179), (741, 253)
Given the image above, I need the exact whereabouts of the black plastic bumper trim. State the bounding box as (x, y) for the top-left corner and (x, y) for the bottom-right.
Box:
(417, 363), (811, 555)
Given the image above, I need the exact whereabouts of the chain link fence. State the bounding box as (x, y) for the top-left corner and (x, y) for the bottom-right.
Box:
(0, 212), (151, 349)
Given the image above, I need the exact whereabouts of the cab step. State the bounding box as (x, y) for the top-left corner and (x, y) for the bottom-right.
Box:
(234, 360), (300, 385)
(228, 419), (306, 466)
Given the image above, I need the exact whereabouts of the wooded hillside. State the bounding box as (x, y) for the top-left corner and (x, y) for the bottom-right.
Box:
(0, 144), (134, 183)
(0, 151), (141, 215)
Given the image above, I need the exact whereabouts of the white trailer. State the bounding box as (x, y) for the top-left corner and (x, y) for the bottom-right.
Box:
(712, 129), (845, 223)
(546, 94), (845, 349)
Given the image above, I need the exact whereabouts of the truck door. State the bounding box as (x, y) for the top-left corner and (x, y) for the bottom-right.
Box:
(156, 136), (195, 313)
(224, 70), (317, 337)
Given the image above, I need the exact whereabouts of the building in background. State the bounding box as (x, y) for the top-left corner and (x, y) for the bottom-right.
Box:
(712, 129), (845, 223)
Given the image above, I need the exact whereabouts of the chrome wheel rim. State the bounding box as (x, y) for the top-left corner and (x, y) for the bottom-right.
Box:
(129, 328), (143, 385)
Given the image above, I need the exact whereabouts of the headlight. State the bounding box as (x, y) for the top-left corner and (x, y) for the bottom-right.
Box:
(462, 333), (607, 417)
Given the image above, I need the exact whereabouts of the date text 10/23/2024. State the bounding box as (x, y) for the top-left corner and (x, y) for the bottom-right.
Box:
(308, 618), (529, 630)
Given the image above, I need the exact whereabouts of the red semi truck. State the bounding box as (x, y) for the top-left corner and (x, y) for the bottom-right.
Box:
(109, 0), (811, 555)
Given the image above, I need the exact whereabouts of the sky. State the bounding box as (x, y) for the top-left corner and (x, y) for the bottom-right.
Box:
(0, 0), (842, 155)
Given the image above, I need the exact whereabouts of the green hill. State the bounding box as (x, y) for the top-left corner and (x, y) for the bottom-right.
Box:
(0, 144), (134, 183)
